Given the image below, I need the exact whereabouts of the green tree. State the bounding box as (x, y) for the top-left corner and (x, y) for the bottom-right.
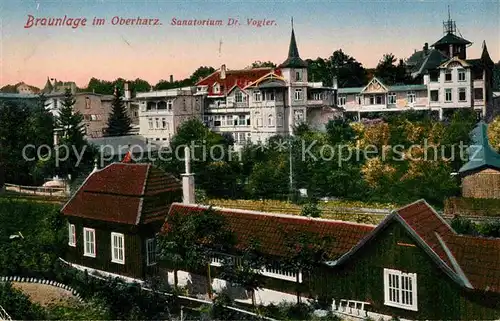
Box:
(301, 199), (321, 218)
(374, 53), (411, 85)
(129, 78), (151, 93)
(189, 66), (216, 83)
(105, 87), (132, 136)
(55, 88), (89, 179)
(281, 230), (333, 304)
(157, 207), (234, 290)
(307, 49), (367, 87)
(219, 239), (265, 306)
(248, 61), (276, 68)
(0, 282), (47, 320)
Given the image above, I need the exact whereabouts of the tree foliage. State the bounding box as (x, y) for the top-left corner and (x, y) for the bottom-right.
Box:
(307, 49), (367, 87)
(0, 96), (54, 185)
(374, 53), (412, 85)
(105, 87), (132, 136)
(248, 61), (276, 68)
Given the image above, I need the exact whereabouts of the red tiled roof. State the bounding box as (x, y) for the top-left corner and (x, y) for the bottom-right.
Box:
(396, 200), (456, 271)
(396, 200), (500, 294)
(62, 163), (182, 225)
(196, 68), (282, 96)
(163, 203), (375, 259)
(445, 234), (500, 293)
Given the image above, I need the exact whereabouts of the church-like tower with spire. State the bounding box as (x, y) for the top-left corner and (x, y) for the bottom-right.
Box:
(278, 18), (310, 135)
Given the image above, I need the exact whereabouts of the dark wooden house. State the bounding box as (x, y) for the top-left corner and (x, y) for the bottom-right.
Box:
(61, 162), (182, 280)
(163, 201), (500, 320)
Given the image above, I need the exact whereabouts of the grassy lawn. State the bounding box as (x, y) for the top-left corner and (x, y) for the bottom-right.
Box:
(206, 199), (395, 225)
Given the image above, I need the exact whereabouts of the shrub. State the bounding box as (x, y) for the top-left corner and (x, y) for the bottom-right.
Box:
(451, 216), (478, 235)
(301, 200), (321, 218)
(0, 282), (47, 320)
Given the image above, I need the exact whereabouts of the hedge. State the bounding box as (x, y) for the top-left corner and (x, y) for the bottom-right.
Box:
(444, 197), (500, 217)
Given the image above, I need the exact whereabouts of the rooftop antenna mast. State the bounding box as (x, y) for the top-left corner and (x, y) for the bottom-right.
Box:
(443, 5), (456, 35)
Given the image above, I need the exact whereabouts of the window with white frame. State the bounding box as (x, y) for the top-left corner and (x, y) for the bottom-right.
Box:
(312, 92), (322, 100)
(245, 114), (251, 126)
(407, 91), (416, 104)
(146, 238), (156, 266)
(83, 228), (96, 258)
(474, 88), (484, 100)
(162, 118), (167, 129)
(263, 262), (302, 282)
(458, 69), (466, 82)
(458, 88), (467, 102)
(430, 90), (439, 102)
(111, 232), (125, 264)
(213, 83), (220, 94)
(148, 118), (153, 130)
(167, 100), (173, 110)
(445, 70), (452, 82)
(445, 88), (452, 102)
(235, 91), (244, 103)
(238, 115), (246, 126)
(268, 114), (274, 126)
(265, 91), (275, 101)
(253, 90), (262, 102)
(384, 268), (418, 311)
(277, 112), (283, 127)
(155, 118), (160, 129)
(337, 95), (346, 106)
(255, 112), (263, 127)
(213, 115), (221, 127)
(68, 223), (76, 247)
(388, 92), (397, 105)
(294, 88), (303, 101)
(356, 95), (362, 105)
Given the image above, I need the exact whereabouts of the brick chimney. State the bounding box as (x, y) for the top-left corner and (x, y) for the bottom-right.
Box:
(182, 146), (195, 204)
(170, 75), (174, 83)
(220, 64), (226, 80)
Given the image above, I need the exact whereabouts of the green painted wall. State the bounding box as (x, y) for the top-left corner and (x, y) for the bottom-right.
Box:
(310, 221), (500, 320)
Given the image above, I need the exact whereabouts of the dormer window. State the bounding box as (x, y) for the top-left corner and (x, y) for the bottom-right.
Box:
(213, 83), (220, 94)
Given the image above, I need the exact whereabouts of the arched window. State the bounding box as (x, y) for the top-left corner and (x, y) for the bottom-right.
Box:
(268, 114), (273, 126)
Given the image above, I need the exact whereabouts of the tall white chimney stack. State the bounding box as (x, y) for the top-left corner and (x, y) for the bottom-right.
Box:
(124, 82), (131, 100)
(220, 64), (226, 80)
(182, 146), (195, 204)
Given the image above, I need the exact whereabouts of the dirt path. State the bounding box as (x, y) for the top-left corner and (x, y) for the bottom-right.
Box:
(12, 282), (77, 307)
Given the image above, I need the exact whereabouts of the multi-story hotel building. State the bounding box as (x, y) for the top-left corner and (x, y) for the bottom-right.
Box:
(196, 26), (338, 145)
(136, 86), (203, 144)
(338, 15), (496, 121)
(136, 26), (339, 146)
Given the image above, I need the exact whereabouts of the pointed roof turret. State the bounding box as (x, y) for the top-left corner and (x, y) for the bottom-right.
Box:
(278, 18), (308, 69)
(459, 121), (500, 174)
(480, 41), (494, 66)
(42, 77), (53, 93)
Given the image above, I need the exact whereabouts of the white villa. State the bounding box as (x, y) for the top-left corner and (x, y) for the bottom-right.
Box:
(338, 16), (495, 120)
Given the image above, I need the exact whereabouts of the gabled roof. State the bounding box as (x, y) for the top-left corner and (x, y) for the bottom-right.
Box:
(62, 163), (182, 225)
(278, 27), (308, 69)
(196, 68), (279, 96)
(245, 73), (287, 89)
(459, 121), (500, 174)
(163, 203), (375, 259)
(328, 199), (500, 294)
(439, 56), (471, 69)
(432, 32), (472, 47)
(409, 49), (449, 78)
(360, 77), (389, 93)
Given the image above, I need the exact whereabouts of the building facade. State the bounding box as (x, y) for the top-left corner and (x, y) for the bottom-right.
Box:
(339, 16), (495, 121)
(196, 27), (339, 146)
(136, 87), (203, 145)
(46, 92), (114, 138)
